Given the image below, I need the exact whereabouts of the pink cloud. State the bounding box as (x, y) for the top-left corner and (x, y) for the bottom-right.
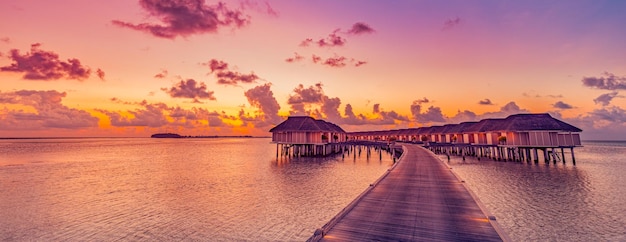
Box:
(0, 90), (99, 130)
(154, 69), (168, 79)
(244, 83), (282, 124)
(285, 52), (305, 63)
(202, 59), (259, 85)
(317, 30), (346, 47)
(1, 43), (97, 81)
(96, 68), (105, 81)
(443, 17), (461, 30)
(112, 0), (250, 39)
(322, 56), (347, 67)
(161, 79), (216, 102)
(347, 22), (375, 35)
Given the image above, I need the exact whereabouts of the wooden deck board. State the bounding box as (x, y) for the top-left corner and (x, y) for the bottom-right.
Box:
(318, 144), (503, 241)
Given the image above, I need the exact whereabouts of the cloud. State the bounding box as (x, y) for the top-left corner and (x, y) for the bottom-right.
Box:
(443, 17), (461, 30)
(593, 91), (620, 106)
(203, 59), (259, 85)
(154, 69), (168, 78)
(244, 83), (282, 124)
(589, 106), (626, 123)
(553, 101), (574, 109)
(239, 0), (278, 17)
(410, 100), (446, 123)
(0, 90), (99, 130)
(162, 79), (216, 102)
(0, 37), (10, 43)
(318, 31), (346, 47)
(102, 102), (169, 127)
(347, 22), (375, 35)
(373, 103), (380, 113)
(285, 52), (305, 63)
(582, 72), (626, 90)
(300, 29), (346, 48)
(322, 56), (347, 67)
(1, 43), (98, 81)
(478, 98), (493, 105)
(287, 83), (325, 115)
(289, 54), (365, 68)
(112, 0), (250, 39)
(96, 68), (105, 81)
(312, 54), (322, 63)
(205, 59), (229, 73)
(299, 38), (313, 47)
(215, 71), (259, 85)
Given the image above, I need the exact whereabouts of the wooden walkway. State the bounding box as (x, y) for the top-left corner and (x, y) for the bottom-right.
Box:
(313, 144), (504, 241)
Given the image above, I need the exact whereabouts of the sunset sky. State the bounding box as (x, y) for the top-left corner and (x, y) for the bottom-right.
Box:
(1, 0), (626, 139)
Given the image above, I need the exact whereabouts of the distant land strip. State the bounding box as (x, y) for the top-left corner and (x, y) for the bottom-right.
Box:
(150, 133), (267, 138)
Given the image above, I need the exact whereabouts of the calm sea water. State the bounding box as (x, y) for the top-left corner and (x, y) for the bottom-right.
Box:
(443, 141), (626, 241)
(0, 138), (394, 241)
(2, 139), (624, 241)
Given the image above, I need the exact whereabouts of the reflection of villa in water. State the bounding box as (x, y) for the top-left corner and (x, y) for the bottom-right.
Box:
(270, 113), (582, 164)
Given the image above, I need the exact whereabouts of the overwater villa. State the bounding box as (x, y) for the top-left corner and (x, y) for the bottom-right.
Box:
(348, 113), (582, 164)
(269, 116), (346, 157)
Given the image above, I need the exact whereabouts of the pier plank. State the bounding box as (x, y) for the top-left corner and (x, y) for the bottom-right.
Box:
(317, 145), (503, 241)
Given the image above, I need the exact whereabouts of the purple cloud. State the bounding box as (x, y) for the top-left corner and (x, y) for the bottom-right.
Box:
(347, 22), (375, 35)
(205, 59), (229, 73)
(285, 52), (305, 63)
(322, 56), (347, 67)
(317, 31), (347, 47)
(478, 98), (493, 105)
(96, 68), (105, 81)
(112, 0), (250, 39)
(411, 102), (446, 123)
(593, 91), (620, 106)
(553, 101), (574, 109)
(154, 69), (168, 78)
(203, 59), (259, 85)
(1, 43), (97, 81)
(102, 103), (169, 127)
(162, 79), (216, 102)
(582, 72), (626, 90)
(244, 83), (282, 124)
(443, 17), (461, 30)
(0, 90), (98, 129)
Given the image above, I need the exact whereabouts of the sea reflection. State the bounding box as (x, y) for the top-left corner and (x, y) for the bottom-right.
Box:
(443, 143), (626, 241)
(0, 138), (394, 241)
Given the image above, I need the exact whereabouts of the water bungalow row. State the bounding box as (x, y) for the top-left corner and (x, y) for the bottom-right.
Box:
(269, 113), (582, 164)
(348, 113), (582, 164)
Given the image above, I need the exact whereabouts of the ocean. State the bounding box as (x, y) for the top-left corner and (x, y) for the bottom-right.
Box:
(442, 140), (626, 241)
(0, 138), (394, 241)
(1, 138), (624, 241)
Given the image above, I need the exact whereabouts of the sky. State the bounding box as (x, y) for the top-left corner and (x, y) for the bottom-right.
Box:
(1, 0), (626, 139)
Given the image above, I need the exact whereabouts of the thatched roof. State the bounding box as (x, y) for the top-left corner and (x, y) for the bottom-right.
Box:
(346, 113), (582, 135)
(501, 113), (582, 132)
(269, 116), (345, 133)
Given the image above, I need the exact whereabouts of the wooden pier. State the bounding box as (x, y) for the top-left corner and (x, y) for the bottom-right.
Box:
(309, 144), (506, 241)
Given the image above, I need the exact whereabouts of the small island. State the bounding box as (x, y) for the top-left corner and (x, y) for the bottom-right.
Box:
(150, 133), (260, 138)
(151, 133), (183, 138)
